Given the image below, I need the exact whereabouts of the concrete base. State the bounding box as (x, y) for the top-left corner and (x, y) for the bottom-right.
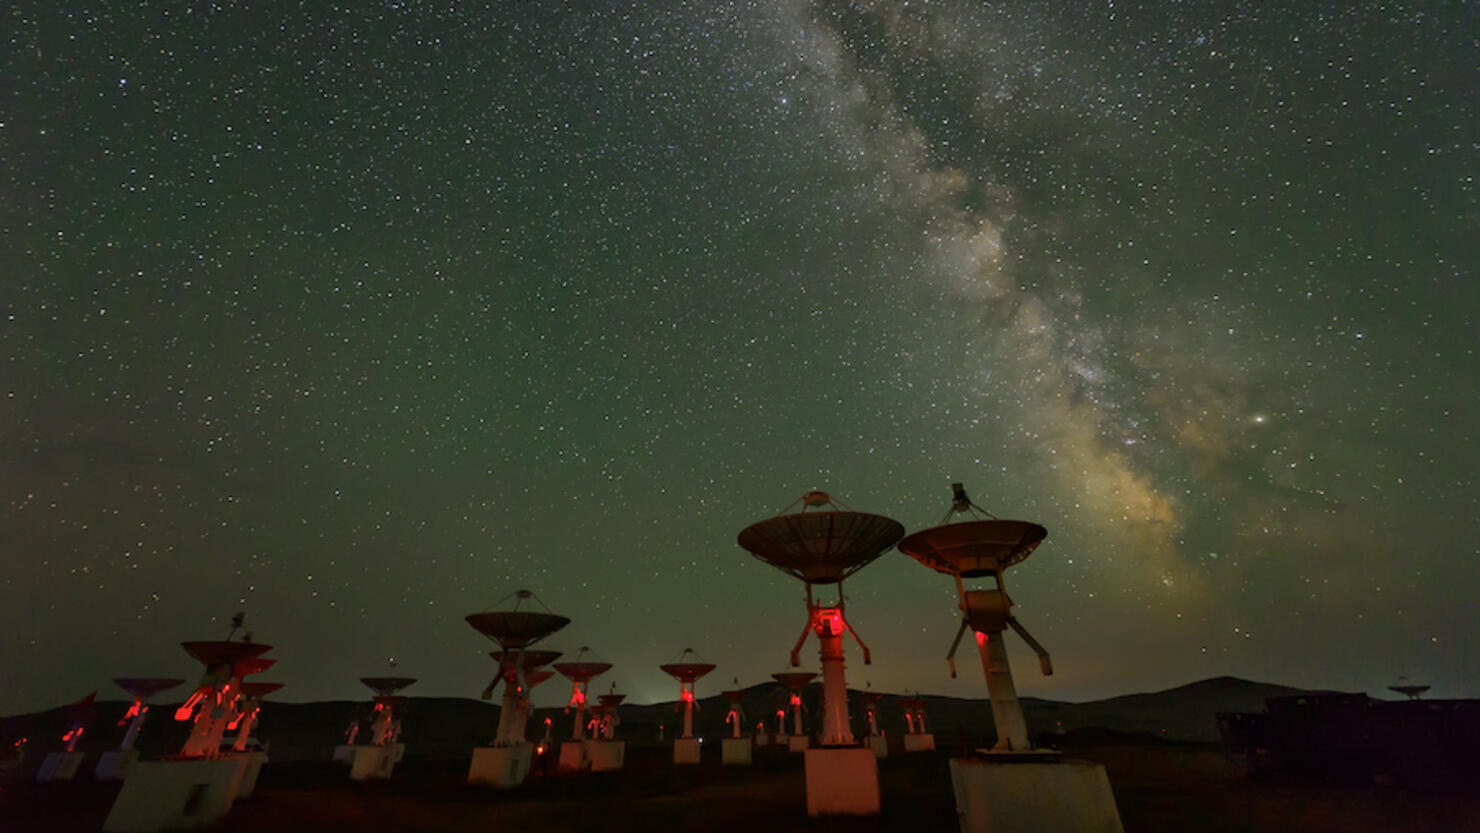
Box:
(233, 751), (267, 799)
(950, 755), (1124, 833)
(755, 734), (772, 748)
(468, 744), (534, 789)
(868, 735), (889, 759)
(788, 735), (811, 753)
(588, 740), (625, 771)
(103, 757), (247, 832)
(904, 733), (936, 752)
(673, 737), (701, 765)
(804, 747), (881, 817)
(331, 744), (354, 763)
(97, 749), (140, 781)
(557, 740), (588, 772)
(349, 745), (397, 781)
(37, 750), (85, 782)
(722, 737), (752, 765)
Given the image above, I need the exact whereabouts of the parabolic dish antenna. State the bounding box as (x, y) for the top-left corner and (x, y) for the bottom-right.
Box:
(772, 671), (818, 689)
(360, 677), (418, 697)
(113, 678), (185, 699)
(739, 507), (906, 584)
(897, 519), (1047, 578)
(180, 641), (273, 667)
(240, 682), (284, 698)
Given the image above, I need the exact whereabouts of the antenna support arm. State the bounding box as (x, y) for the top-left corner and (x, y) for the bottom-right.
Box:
(845, 615), (873, 665)
(1006, 616), (1053, 676)
(945, 618), (970, 679)
(789, 612), (813, 667)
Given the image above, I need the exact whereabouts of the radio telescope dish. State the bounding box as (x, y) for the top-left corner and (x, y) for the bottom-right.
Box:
(897, 519), (1047, 577)
(739, 510), (905, 584)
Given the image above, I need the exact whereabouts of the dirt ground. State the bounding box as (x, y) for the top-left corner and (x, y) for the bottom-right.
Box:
(4, 743), (1477, 832)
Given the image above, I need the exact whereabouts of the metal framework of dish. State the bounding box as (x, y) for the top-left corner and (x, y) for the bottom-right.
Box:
(740, 491), (904, 747)
(465, 590), (570, 748)
(896, 483), (1054, 752)
(661, 648), (716, 740)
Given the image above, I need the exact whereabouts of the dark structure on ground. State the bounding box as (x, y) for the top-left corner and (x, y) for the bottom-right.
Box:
(1219, 692), (1480, 788)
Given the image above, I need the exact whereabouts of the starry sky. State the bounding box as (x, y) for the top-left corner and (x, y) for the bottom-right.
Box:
(3, 1), (1476, 715)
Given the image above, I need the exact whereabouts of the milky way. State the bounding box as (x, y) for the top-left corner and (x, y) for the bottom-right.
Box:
(3, 1), (1475, 713)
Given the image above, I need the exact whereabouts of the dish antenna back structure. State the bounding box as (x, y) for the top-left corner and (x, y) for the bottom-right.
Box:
(464, 590), (570, 788)
(897, 484), (1123, 833)
(739, 490), (904, 816)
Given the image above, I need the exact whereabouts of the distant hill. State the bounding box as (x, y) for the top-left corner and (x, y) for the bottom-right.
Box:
(0, 675), (1321, 765)
(1020, 676), (1309, 742)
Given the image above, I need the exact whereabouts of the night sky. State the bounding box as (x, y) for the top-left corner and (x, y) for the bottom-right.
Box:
(3, 2), (1475, 715)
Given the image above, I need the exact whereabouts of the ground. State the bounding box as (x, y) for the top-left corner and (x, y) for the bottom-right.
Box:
(3, 743), (1476, 832)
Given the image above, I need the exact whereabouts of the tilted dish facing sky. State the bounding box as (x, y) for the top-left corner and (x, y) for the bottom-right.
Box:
(1, 2), (1474, 712)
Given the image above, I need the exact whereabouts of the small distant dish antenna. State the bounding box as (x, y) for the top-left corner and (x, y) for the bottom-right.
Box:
(553, 647), (614, 745)
(661, 648), (716, 752)
(1388, 676), (1430, 700)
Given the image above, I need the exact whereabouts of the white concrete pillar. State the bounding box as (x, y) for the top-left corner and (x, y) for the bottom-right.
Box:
(817, 625), (854, 746)
(976, 629), (1029, 751)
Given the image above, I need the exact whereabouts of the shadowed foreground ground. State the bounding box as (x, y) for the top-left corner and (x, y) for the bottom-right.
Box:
(4, 743), (1477, 833)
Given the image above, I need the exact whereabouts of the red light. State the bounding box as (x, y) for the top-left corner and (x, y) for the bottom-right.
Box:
(681, 690), (694, 704)
(174, 690), (206, 722)
(118, 700), (144, 726)
(789, 693), (801, 707)
(975, 630), (988, 646)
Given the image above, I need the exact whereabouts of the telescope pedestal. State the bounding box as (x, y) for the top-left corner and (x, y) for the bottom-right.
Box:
(588, 739), (625, 771)
(949, 754), (1123, 833)
(722, 737), (752, 765)
(97, 749), (139, 781)
(803, 747), (880, 816)
(234, 749), (268, 799)
(36, 751), (84, 782)
(349, 745), (397, 780)
(468, 743), (533, 788)
(788, 735), (810, 753)
(904, 733), (936, 752)
(867, 735), (889, 758)
(103, 757), (246, 833)
(557, 740), (588, 772)
(673, 737), (701, 764)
